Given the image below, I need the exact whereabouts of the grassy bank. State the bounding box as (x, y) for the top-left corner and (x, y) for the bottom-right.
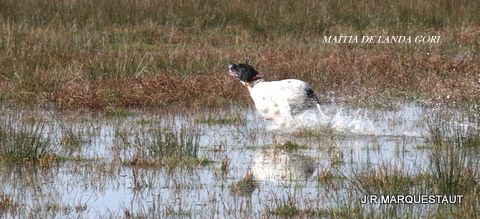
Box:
(0, 0), (479, 110)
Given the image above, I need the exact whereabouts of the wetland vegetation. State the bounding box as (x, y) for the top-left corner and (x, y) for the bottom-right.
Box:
(0, 0), (479, 218)
(0, 0), (479, 109)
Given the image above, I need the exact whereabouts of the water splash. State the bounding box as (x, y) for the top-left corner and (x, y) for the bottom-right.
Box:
(266, 103), (472, 137)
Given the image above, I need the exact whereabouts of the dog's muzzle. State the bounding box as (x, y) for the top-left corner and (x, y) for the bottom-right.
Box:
(228, 65), (238, 77)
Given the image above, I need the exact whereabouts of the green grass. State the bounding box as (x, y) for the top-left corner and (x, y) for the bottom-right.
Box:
(0, 118), (54, 164)
(147, 128), (200, 158)
(124, 127), (211, 168)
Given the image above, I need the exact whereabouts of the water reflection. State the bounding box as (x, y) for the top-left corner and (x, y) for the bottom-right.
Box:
(252, 149), (316, 181)
(0, 103), (477, 217)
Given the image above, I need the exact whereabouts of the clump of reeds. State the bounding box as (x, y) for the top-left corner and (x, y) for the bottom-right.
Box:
(317, 169), (346, 189)
(427, 121), (479, 194)
(51, 113), (83, 155)
(0, 117), (55, 165)
(147, 128), (200, 159)
(125, 127), (210, 168)
(267, 196), (299, 216)
(230, 172), (257, 196)
(350, 164), (419, 195)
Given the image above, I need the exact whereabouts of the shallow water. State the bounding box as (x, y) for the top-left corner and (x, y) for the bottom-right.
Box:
(0, 103), (477, 217)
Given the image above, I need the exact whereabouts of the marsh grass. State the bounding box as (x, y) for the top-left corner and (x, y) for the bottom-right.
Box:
(0, 117), (55, 165)
(105, 107), (134, 118)
(304, 205), (364, 218)
(124, 127), (211, 168)
(291, 126), (339, 138)
(266, 195), (362, 217)
(127, 155), (211, 169)
(147, 128), (200, 158)
(230, 172), (257, 196)
(274, 141), (307, 151)
(51, 113), (83, 155)
(427, 124), (480, 194)
(292, 128), (327, 138)
(0, 0), (479, 109)
(317, 169), (347, 189)
(221, 156), (229, 177)
(195, 116), (245, 126)
(267, 197), (299, 216)
(0, 194), (17, 215)
(350, 164), (422, 195)
(339, 117), (480, 217)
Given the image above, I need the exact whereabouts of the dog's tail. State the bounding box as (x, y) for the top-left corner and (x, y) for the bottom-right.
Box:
(316, 103), (322, 112)
(306, 87), (326, 117)
(315, 102), (327, 118)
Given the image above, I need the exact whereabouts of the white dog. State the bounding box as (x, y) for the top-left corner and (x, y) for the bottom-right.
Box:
(228, 63), (323, 125)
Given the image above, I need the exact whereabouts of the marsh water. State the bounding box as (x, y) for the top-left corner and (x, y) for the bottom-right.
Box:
(0, 102), (478, 218)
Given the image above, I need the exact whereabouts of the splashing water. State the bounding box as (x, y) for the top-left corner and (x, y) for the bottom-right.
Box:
(267, 103), (472, 137)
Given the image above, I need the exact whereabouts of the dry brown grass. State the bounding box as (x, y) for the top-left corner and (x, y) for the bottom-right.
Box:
(0, 0), (479, 109)
(54, 73), (247, 110)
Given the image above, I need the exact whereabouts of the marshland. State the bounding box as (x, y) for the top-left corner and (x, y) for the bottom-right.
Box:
(0, 0), (479, 218)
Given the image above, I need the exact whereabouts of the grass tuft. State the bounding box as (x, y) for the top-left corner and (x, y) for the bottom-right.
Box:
(317, 170), (346, 188)
(274, 141), (307, 151)
(230, 172), (257, 196)
(351, 164), (420, 195)
(267, 197), (299, 216)
(427, 122), (480, 194)
(124, 127), (211, 168)
(0, 118), (55, 165)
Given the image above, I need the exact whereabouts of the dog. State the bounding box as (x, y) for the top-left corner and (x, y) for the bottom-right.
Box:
(228, 63), (323, 124)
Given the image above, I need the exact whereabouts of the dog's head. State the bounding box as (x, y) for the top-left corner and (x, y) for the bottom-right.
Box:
(228, 63), (260, 85)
